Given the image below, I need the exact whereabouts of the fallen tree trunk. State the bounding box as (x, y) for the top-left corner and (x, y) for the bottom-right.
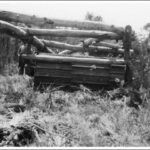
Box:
(22, 27), (121, 40)
(0, 10), (124, 35)
(42, 39), (124, 54)
(0, 20), (51, 53)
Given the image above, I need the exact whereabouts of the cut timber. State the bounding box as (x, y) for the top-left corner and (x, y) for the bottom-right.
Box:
(94, 41), (122, 49)
(123, 25), (132, 60)
(53, 19), (124, 36)
(0, 20), (27, 37)
(0, 10), (53, 27)
(123, 25), (133, 84)
(22, 53), (125, 65)
(22, 28), (121, 40)
(4, 103), (26, 112)
(79, 38), (123, 50)
(42, 40), (124, 54)
(0, 10), (124, 35)
(0, 20), (50, 52)
(22, 53), (126, 86)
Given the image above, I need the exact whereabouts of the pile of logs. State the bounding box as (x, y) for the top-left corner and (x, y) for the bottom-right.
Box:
(0, 10), (133, 57)
(0, 10), (134, 85)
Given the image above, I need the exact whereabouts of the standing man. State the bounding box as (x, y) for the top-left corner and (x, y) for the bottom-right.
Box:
(18, 43), (31, 75)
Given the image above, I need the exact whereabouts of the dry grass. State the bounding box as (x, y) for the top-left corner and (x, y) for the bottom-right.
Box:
(0, 74), (150, 147)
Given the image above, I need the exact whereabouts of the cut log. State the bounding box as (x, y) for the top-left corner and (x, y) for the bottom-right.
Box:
(123, 25), (133, 84)
(21, 27), (121, 40)
(94, 41), (122, 49)
(22, 53), (125, 65)
(53, 19), (124, 36)
(0, 10), (124, 35)
(58, 50), (71, 55)
(80, 38), (122, 48)
(123, 25), (132, 61)
(0, 10), (53, 27)
(0, 20), (27, 37)
(80, 38), (99, 47)
(82, 38), (134, 54)
(42, 39), (124, 54)
(0, 20), (51, 53)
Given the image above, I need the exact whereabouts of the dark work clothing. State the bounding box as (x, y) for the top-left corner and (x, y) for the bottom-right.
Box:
(18, 54), (25, 75)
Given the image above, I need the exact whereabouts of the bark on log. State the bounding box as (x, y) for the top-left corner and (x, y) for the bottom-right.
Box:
(22, 53), (125, 65)
(22, 27), (121, 40)
(81, 38), (134, 53)
(53, 19), (124, 36)
(94, 41), (122, 49)
(0, 20), (50, 52)
(42, 39), (124, 54)
(81, 38), (122, 48)
(123, 25), (133, 84)
(0, 10), (53, 27)
(58, 50), (71, 55)
(0, 10), (124, 35)
(80, 38), (99, 47)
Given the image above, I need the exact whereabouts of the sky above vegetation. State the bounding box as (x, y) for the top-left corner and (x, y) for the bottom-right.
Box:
(0, 1), (150, 32)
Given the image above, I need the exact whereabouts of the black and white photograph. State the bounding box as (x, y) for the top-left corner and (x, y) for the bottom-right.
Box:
(0, 0), (150, 147)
